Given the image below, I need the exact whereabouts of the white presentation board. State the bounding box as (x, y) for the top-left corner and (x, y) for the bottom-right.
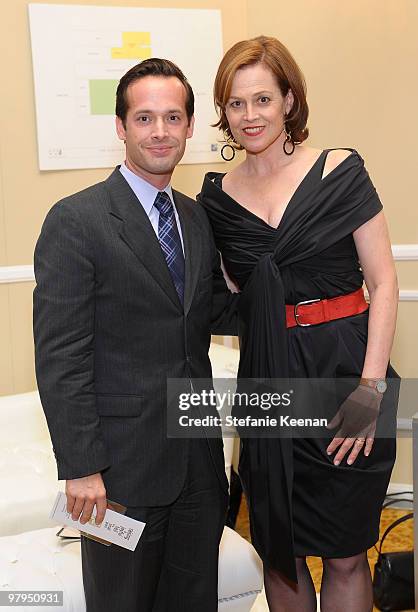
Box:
(28, 4), (224, 170)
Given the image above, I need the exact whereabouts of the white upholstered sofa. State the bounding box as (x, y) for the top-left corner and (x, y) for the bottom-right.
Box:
(0, 343), (263, 611)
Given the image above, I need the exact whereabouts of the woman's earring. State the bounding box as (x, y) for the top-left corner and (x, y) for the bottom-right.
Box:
(283, 126), (295, 156)
(221, 143), (236, 161)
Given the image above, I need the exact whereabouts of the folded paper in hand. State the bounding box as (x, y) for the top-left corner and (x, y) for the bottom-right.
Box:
(49, 491), (146, 551)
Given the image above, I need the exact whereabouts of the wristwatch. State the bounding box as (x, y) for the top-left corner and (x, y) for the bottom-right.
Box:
(359, 377), (387, 394)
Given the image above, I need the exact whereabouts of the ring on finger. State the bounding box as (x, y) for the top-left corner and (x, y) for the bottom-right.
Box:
(355, 438), (365, 445)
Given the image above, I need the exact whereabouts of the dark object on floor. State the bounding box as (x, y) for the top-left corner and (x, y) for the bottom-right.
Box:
(226, 468), (243, 529)
(373, 511), (414, 611)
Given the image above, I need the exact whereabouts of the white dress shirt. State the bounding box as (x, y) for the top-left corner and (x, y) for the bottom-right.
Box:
(119, 163), (185, 254)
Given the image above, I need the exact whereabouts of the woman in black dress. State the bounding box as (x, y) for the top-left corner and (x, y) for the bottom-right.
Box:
(198, 36), (399, 611)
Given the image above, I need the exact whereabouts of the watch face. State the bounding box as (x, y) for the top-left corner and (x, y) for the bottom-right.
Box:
(376, 380), (387, 393)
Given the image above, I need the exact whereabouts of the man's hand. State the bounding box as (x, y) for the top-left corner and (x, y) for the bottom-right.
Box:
(65, 473), (107, 526)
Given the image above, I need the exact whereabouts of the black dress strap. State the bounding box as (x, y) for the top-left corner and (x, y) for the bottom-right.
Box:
(319, 148), (357, 180)
(302, 150), (328, 184)
(213, 173), (226, 189)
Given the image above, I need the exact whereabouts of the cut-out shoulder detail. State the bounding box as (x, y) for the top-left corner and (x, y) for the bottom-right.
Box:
(322, 149), (354, 180)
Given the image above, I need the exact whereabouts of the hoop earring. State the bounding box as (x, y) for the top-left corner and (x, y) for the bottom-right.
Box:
(221, 143), (236, 162)
(283, 127), (295, 156)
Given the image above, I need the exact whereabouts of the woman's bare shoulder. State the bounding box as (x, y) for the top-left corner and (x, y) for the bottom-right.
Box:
(322, 148), (354, 178)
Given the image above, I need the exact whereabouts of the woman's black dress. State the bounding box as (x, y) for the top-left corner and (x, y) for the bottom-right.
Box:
(198, 149), (398, 582)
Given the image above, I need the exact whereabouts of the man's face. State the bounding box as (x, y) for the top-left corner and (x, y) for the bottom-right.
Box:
(116, 76), (194, 185)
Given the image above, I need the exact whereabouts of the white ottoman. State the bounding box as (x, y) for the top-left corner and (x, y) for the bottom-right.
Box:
(0, 343), (240, 538)
(0, 526), (262, 612)
(0, 392), (61, 537)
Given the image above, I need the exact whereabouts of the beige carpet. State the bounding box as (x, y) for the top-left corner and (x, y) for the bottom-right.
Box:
(235, 497), (413, 611)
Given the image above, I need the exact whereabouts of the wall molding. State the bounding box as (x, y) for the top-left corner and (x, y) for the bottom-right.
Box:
(1, 243), (418, 288)
(386, 483), (413, 508)
(0, 266), (35, 284)
(364, 289), (418, 302)
(392, 244), (418, 261)
(398, 290), (418, 302)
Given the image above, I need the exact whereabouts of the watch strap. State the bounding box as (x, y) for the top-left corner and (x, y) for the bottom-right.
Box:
(359, 377), (386, 393)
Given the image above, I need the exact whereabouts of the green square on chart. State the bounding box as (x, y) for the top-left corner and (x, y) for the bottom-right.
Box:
(89, 79), (119, 115)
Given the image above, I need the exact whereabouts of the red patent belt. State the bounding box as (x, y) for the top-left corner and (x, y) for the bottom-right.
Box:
(286, 288), (368, 328)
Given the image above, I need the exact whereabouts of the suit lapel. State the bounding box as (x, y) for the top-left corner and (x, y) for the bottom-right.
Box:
(105, 168), (182, 310)
(173, 190), (202, 315)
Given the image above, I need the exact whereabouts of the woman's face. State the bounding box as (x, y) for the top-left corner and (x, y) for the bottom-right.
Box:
(225, 62), (293, 154)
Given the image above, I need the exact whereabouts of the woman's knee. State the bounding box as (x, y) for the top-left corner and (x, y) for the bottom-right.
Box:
(322, 553), (368, 577)
(264, 557), (307, 584)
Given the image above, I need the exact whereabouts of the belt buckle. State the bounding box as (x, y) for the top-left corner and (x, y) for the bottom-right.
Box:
(294, 298), (321, 327)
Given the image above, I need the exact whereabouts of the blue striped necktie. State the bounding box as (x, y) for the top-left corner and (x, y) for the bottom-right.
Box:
(153, 191), (185, 303)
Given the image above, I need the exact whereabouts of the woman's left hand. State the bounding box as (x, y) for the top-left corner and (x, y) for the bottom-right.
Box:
(326, 385), (383, 465)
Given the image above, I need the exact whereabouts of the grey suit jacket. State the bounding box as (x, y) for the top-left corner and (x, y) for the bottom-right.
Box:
(33, 168), (236, 506)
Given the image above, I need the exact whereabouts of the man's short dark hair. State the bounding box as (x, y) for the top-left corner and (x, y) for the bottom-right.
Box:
(116, 58), (194, 126)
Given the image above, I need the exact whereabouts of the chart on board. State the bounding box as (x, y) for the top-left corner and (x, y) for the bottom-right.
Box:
(28, 4), (223, 170)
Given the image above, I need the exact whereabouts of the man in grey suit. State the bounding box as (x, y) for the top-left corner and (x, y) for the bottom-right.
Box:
(33, 59), (236, 612)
